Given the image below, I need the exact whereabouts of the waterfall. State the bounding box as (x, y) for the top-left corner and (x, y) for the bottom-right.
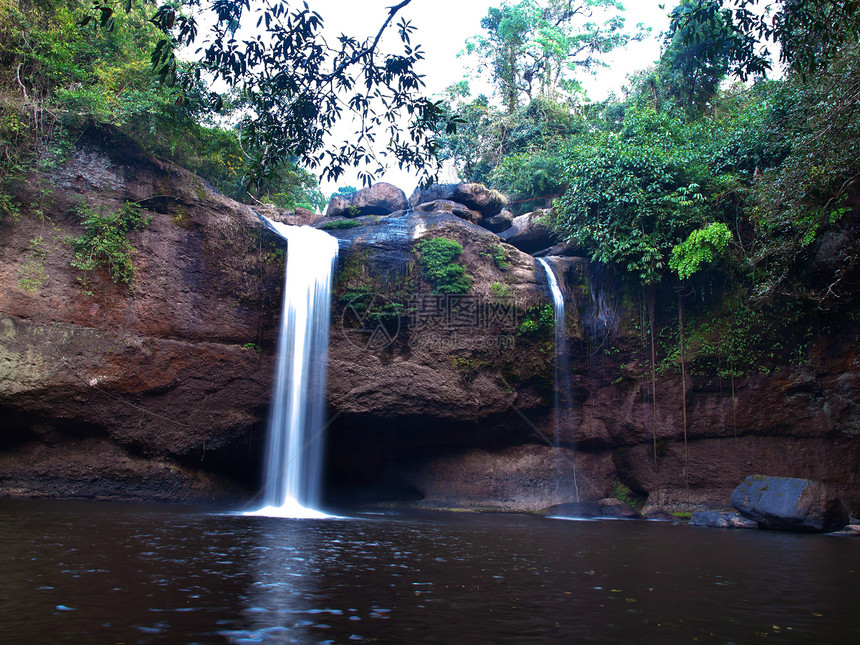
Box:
(537, 258), (579, 502)
(247, 220), (339, 519)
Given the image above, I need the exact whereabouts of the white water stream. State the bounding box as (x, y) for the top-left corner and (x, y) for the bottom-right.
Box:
(537, 257), (580, 502)
(246, 220), (339, 519)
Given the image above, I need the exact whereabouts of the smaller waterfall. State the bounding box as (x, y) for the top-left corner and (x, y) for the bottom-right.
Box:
(247, 220), (339, 519)
(538, 258), (579, 502)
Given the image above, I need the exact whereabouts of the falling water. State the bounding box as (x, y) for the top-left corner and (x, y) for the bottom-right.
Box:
(247, 220), (339, 519)
(537, 258), (579, 502)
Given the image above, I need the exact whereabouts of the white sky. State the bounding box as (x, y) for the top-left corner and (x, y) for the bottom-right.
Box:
(315, 0), (672, 196)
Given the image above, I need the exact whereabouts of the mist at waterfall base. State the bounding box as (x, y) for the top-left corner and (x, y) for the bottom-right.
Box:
(245, 221), (339, 520)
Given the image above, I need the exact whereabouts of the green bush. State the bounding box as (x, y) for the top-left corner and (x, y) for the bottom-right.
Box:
(70, 201), (151, 289)
(416, 237), (471, 294)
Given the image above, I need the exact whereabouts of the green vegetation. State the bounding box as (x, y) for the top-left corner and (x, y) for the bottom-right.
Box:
(669, 222), (732, 280)
(435, 0), (860, 380)
(0, 0), (334, 213)
(517, 303), (554, 337)
(490, 281), (509, 300)
(482, 243), (509, 271)
(464, 0), (644, 114)
(416, 237), (472, 294)
(319, 219), (363, 230)
(70, 201), (151, 290)
(17, 235), (49, 293)
(241, 342), (262, 354)
(610, 480), (637, 508)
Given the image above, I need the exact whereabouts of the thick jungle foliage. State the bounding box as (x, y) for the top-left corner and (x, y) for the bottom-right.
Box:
(551, 106), (717, 284)
(87, 0), (453, 189)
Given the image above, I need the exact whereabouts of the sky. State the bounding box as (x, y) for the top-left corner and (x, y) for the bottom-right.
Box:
(315, 0), (672, 196)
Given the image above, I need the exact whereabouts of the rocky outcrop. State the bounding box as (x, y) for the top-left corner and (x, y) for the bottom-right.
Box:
(0, 123), (282, 502)
(408, 183), (507, 218)
(482, 209), (514, 233)
(731, 476), (849, 532)
(499, 210), (557, 253)
(325, 182), (407, 218)
(2, 136), (860, 514)
(258, 204), (324, 227)
(413, 199), (482, 224)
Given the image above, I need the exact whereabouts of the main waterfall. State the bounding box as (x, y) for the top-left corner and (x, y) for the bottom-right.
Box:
(247, 220), (339, 519)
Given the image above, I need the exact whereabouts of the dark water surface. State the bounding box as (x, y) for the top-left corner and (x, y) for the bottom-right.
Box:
(1, 499), (858, 644)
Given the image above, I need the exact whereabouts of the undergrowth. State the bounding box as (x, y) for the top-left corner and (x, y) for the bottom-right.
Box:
(70, 200), (151, 291)
(416, 236), (472, 294)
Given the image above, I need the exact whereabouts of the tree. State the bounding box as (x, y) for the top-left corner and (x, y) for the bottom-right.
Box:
(465, 0), (642, 113)
(672, 0), (860, 80)
(551, 105), (715, 284)
(658, 0), (738, 113)
(0, 0), (327, 210)
(81, 0), (455, 189)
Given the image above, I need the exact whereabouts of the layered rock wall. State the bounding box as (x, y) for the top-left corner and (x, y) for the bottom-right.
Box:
(1, 133), (858, 514)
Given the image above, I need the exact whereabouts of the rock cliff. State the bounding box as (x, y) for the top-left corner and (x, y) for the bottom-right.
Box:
(1, 129), (859, 514)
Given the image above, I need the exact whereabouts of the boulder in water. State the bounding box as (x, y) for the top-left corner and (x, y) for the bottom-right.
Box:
(689, 510), (758, 529)
(731, 475), (849, 532)
(326, 182), (407, 218)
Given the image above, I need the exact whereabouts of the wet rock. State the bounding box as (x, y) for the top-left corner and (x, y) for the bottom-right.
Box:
(408, 183), (508, 218)
(689, 510), (758, 529)
(325, 182), (407, 218)
(258, 204), (323, 227)
(731, 476), (849, 532)
(414, 199), (482, 224)
(498, 210), (557, 253)
(642, 509), (679, 521)
(544, 498), (642, 519)
(533, 241), (582, 257)
(480, 210), (514, 233)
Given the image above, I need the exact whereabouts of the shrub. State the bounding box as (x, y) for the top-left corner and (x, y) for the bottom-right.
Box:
(416, 237), (472, 294)
(70, 200), (151, 289)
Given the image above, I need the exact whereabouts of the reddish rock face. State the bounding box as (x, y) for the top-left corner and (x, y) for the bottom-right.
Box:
(1, 127), (859, 514)
(0, 124), (284, 502)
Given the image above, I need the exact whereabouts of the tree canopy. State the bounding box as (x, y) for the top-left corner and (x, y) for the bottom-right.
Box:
(464, 0), (644, 113)
(78, 0), (455, 188)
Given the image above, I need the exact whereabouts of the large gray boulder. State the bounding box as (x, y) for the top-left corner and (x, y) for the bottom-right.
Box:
(731, 475), (849, 532)
(414, 199), (482, 224)
(408, 183), (508, 218)
(498, 210), (557, 253)
(326, 182), (407, 218)
(481, 209), (514, 233)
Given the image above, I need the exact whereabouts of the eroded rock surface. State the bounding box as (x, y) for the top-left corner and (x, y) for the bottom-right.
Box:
(2, 133), (860, 514)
